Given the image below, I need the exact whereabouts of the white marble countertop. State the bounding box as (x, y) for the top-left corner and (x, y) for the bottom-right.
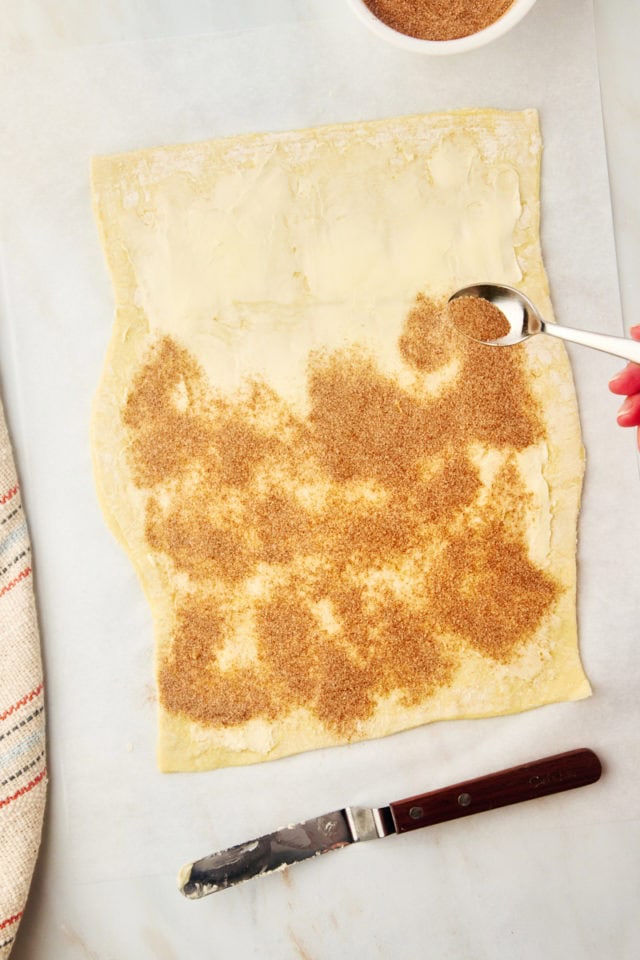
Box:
(1, 2), (639, 958)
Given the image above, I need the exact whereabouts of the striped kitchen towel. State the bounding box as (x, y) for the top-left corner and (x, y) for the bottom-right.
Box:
(0, 395), (46, 959)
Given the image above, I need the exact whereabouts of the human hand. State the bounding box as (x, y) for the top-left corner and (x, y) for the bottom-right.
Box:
(608, 325), (640, 448)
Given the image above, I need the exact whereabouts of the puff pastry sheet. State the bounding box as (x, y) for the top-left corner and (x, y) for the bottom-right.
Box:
(91, 109), (590, 771)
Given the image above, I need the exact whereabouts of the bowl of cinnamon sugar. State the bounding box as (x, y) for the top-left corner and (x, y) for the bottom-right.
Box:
(347, 0), (538, 54)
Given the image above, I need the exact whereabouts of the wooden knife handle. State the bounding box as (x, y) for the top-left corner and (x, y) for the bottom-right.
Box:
(389, 748), (602, 834)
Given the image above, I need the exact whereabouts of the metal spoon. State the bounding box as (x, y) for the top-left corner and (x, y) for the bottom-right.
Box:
(449, 283), (640, 363)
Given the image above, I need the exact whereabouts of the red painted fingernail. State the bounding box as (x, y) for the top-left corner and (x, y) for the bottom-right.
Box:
(617, 397), (633, 419)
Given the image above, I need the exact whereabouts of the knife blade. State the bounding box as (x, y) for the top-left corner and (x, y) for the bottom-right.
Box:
(179, 747), (601, 898)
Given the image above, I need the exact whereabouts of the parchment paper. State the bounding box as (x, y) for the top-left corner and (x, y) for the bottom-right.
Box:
(0, 1), (638, 958)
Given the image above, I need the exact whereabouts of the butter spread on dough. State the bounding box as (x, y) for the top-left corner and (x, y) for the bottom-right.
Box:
(91, 110), (590, 772)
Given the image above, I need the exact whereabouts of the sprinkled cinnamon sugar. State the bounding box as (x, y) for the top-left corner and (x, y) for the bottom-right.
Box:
(448, 295), (511, 342)
(429, 459), (557, 661)
(362, 0), (515, 42)
(123, 295), (557, 735)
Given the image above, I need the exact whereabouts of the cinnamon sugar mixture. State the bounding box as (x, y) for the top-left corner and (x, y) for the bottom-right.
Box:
(123, 296), (558, 735)
(448, 295), (511, 341)
(363, 0), (514, 41)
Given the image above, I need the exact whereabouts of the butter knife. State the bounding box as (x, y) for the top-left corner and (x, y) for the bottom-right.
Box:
(179, 748), (601, 899)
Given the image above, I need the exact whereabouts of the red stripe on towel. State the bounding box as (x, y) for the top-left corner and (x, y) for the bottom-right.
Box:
(0, 767), (46, 810)
(0, 566), (32, 600)
(0, 682), (43, 722)
(0, 911), (23, 932)
(0, 485), (18, 506)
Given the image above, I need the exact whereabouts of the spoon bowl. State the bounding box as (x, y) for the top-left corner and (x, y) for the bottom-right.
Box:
(449, 283), (542, 345)
(448, 283), (640, 364)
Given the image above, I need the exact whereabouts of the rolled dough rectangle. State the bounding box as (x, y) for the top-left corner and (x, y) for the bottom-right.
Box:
(91, 109), (590, 772)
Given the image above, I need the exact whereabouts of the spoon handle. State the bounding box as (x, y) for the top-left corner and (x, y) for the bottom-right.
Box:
(542, 322), (640, 364)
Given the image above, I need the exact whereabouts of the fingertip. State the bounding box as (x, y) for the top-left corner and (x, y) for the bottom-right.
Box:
(617, 397), (640, 427)
(608, 363), (640, 395)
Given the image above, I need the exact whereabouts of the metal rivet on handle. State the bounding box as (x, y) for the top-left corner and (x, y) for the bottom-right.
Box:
(409, 806), (424, 820)
(457, 792), (472, 808)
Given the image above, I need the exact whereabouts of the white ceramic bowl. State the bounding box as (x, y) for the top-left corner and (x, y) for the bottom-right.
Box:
(346, 0), (539, 55)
